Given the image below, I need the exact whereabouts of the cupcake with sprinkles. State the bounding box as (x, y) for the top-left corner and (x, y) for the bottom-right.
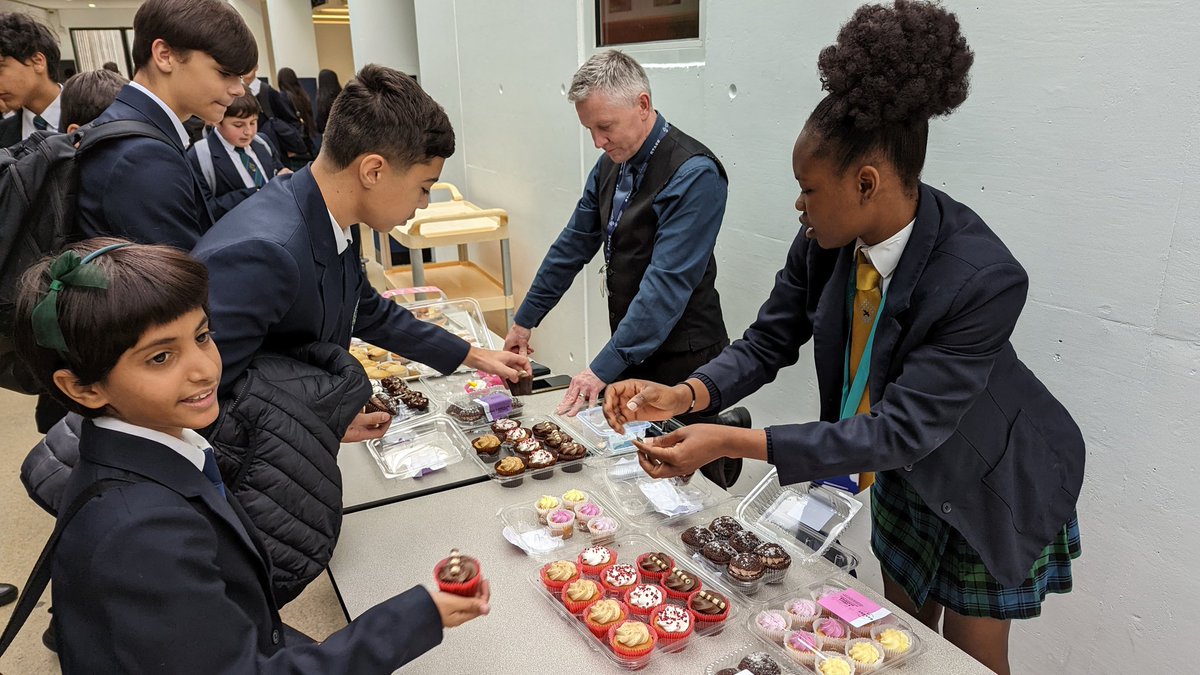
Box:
(600, 563), (640, 595)
(649, 605), (694, 647)
(623, 583), (666, 618)
(577, 545), (616, 576)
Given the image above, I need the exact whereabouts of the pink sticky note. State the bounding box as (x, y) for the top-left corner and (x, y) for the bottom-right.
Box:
(817, 588), (892, 628)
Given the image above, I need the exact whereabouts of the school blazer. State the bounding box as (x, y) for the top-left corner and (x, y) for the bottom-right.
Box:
(696, 183), (1085, 587)
(53, 422), (443, 674)
(191, 165), (470, 394)
(188, 132), (284, 220)
(0, 113), (21, 147)
(78, 84), (214, 250)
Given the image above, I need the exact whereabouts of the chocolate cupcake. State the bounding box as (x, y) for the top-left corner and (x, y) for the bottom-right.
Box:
(379, 375), (408, 397)
(729, 530), (763, 554)
(727, 553), (765, 582)
(491, 417), (520, 434)
(737, 652), (782, 675)
(754, 542), (793, 582)
(636, 552), (673, 580)
(365, 393), (397, 416)
(471, 434), (502, 456)
(531, 421), (559, 439)
(709, 515), (744, 539)
(555, 441), (586, 473)
(505, 427), (531, 444)
(687, 589), (730, 623)
(715, 669), (741, 675)
(662, 568), (700, 600)
(543, 429), (571, 448)
(681, 526), (717, 552)
(513, 438), (542, 459)
(447, 403), (483, 425)
(527, 448), (557, 478)
(701, 541), (736, 566)
(494, 456), (525, 487)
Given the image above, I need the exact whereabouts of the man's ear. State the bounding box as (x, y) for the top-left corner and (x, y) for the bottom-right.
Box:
(149, 38), (177, 74)
(637, 91), (652, 118)
(357, 154), (386, 188)
(52, 369), (109, 412)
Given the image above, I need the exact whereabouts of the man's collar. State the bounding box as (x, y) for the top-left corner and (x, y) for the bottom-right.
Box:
(626, 110), (666, 168)
(127, 80), (190, 147)
(327, 208), (352, 255)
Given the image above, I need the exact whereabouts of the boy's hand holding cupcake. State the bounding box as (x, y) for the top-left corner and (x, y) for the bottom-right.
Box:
(433, 549), (491, 627)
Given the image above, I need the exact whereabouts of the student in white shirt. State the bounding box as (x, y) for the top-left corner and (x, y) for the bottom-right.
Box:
(189, 92), (292, 219)
(0, 12), (63, 146)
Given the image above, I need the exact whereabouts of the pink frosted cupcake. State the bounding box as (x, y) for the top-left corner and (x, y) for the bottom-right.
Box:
(753, 609), (792, 643)
(784, 629), (824, 667)
(547, 508), (575, 539)
(814, 616), (851, 651)
(587, 516), (619, 544)
(785, 597), (821, 625)
(574, 502), (603, 531)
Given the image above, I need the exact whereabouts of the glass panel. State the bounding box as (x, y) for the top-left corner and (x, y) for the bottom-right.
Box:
(597, 0), (700, 47)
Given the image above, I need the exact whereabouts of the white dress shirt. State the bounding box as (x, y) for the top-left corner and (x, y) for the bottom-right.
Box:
(856, 219), (915, 295)
(328, 209), (352, 255)
(247, 77), (262, 96)
(92, 416), (210, 472)
(127, 80), (190, 147)
(20, 87), (61, 138)
(215, 131), (266, 189)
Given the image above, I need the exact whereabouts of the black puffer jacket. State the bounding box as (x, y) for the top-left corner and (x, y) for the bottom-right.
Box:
(20, 342), (370, 605)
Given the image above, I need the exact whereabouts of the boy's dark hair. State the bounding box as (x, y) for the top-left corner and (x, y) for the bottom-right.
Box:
(223, 92), (261, 120)
(59, 69), (128, 131)
(13, 238), (210, 418)
(805, 0), (973, 190)
(131, 0), (257, 78)
(322, 64), (454, 171)
(101, 61), (120, 72)
(0, 12), (61, 84)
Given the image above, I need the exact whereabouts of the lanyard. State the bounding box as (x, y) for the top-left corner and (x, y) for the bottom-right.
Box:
(603, 122), (671, 265)
(839, 263), (888, 420)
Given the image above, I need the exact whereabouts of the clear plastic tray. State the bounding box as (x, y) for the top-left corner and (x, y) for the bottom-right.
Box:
(746, 581), (926, 674)
(704, 642), (804, 675)
(654, 500), (858, 606)
(555, 406), (658, 456)
(439, 387), (525, 429)
(496, 489), (627, 560)
(464, 415), (592, 486)
(363, 415), (466, 479)
(348, 338), (423, 380)
(525, 532), (738, 671)
(735, 468), (862, 566)
(368, 379), (439, 426)
(591, 454), (721, 527)
(402, 297), (495, 376)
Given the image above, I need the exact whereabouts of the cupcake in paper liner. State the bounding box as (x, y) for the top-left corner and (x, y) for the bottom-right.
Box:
(546, 508), (575, 540)
(649, 605), (694, 648)
(845, 637), (885, 674)
(583, 598), (628, 639)
(870, 625), (916, 660)
(753, 609), (792, 643)
(784, 628), (824, 667)
(686, 589), (730, 624)
(661, 567), (702, 601)
(850, 612), (896, 638)
(538, 559), (579, 592)
(534, 495), (560, 525)
(586, 516), (619, 544)
(680, 525), (717, 554)
(599, 562), (640, 595)
(784, 597), (821, 625)
(577, 545), (616, 576)
(574, 502), (603, 532)
(608, 620), (656, 660)
(560, 578), (603, 613)
(815, 651), (857, 675)
(561, 488), (588, 511)
(623, 583), (666, 618)
(813, 616), (851, 651)
(754, 542), (792, 584)
(635, 551), (674, 582)
(433, 549), (482, 597)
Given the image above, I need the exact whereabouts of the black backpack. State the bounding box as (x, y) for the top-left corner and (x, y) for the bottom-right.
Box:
(0, 121), (173, 393)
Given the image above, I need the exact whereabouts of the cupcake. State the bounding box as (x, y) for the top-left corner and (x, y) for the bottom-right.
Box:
(514, 438), (543, 459)
(527, 448), (556, 477)
(814, 617), (851, 651)
(754, 610), (792, 643)
(574, 502), (603, 532)
(531, 421), (559, 438)
(491, 417), (520, 434)
(543, 429), (571, 448)
(577, 545), (616, 576)
(587, 516), (619, 543)
(365, 393), (397, 416)
(583, 598), (628, 639)
(737, 652), (783, 675)
(726, 552), (765, 583)
(366, 346), (388, 362)
(845, 638), (885, 674)
(534, 495), (560, 525)
(680, 526), (717, 553)
(505, 427), (530, 443)
(850, 614), (895, 639)
(784, 629), (824, 666)
(608, 620), (656, 660)
(687, 589), (730, 624)
(784, 597), (821, 625)
(561, 578), (603, 613)
(555, 441), (586, 472)
(547, 508), (575, 539)
(754, 542), (793, 583)
(649, 605), (694, 647)
(871, 626), (914, 660)
(446, 403), (483, 425)
(599, 563), (640, 594)
(661, 567), (701, 600)
(635, 552), (674, 582)
(700, 541), (736, 567)
(623, 583), (666, 617)
(434, 549), (481, 597)
(561, 489), (588, 510)
(816, 652), (856, 675)
(709, 515), (743, 539)
(729, 530), (763, 553)
(539, 560), (579, 592)
(494, 456), (525, 480)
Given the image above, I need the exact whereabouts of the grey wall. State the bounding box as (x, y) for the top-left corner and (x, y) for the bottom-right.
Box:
(413, 1), (1199, 672)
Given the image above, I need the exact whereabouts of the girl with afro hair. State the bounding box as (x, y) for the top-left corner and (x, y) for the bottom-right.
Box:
(604, 3), (1083, 672)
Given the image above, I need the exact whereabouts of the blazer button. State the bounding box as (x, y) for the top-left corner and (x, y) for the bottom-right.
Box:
(271, 629), (280, 645)
(903, 464), (913, 472)
(941, 502), (952, 514)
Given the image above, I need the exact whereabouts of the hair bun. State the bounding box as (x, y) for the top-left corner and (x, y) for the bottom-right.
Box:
(817, 0), (974, 131)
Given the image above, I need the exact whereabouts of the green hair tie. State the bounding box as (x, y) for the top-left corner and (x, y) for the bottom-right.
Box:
(31, 242), (134, 356)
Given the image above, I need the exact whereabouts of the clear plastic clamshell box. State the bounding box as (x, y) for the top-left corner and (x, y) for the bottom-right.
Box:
(654, 499), (859, 606)
(591, 454), (722, 527)
(525, 532), (738, 671)
(465, 414), (594, 486)
(744, 581), (926, 674)
(403, 297), (496, 376)
(367, 378), (439, 426)
(363, 415), (467, 480)
(735, 468), (862, 567)
(496, 489), (626, 560)
(437, 387), (525, 430)
(556, 406), (658, 456)
(704, 642), (804, 675)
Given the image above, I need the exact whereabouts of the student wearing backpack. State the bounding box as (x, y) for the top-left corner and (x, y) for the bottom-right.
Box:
(189, 92), (290, 220)
(58, 68), (127, 134)
(0, 12), (63, 147)
(76, 0), (257, 251)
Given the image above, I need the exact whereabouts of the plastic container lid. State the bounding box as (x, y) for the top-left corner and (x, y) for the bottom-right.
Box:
(557, 406), (656, 456)
(496, 489), (625, 560)
(591, 454), (721, 526)
(703, 642), (801, 675)
(735, 468), (862, 567)
(465, 414), (592, 484)
(441, 387), (523, 429)
(363, 415), (466, 479)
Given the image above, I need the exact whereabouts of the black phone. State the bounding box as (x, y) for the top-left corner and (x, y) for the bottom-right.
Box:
(530, 374), (572, 393)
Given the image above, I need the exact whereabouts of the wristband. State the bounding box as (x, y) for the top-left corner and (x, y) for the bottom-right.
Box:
(682, 380), (700, 414)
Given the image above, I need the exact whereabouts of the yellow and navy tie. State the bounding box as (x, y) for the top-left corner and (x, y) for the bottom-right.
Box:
(849, 250), (881, 490)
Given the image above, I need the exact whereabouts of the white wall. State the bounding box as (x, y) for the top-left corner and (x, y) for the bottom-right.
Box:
(411, 1), (1200, 673)
(314, 23), (355, 83)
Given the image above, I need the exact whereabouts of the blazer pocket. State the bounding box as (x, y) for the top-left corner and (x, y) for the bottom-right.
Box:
(982, 410), (1064, 535)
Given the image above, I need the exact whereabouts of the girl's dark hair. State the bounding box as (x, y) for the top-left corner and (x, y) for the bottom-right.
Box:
(805, 0), (973, 189)
(12, 239), (210, 418)
(316, 69), (342, 134)
(0, 12), (61, 83)
(131, 0), (257, 78)
(277, 67), (317, 138)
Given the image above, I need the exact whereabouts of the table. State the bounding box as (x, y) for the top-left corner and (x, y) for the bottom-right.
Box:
(328, 398), (990, 673)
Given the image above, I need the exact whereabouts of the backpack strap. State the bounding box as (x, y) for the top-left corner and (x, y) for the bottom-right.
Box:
(0, 478), (129, 657)
(194, 136), (217, 193)
(74, 120), (177, 155)
(251, 134), (273, 157)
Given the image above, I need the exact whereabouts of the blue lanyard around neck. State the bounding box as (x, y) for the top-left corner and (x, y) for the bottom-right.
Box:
(839, 261), (888, 420)
(603, 122), (671, 265)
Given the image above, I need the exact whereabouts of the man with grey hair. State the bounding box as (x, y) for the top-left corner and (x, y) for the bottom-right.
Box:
(504, 49), (730, 429)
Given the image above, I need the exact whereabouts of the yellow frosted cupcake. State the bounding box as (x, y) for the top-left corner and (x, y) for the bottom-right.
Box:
(871, 626), (914, 659)
(845, 638), (884, 673)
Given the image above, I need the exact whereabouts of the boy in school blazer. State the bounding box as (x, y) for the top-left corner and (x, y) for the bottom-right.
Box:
(189, 92), (288, 220)
(76, 0), (257, 250)
(0, 12), (62, 148)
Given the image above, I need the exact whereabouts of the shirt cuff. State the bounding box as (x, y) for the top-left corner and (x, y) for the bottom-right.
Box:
(691, 372), (722, 415)
(765, 426), (776, 466)
(589, 345), (627, 385)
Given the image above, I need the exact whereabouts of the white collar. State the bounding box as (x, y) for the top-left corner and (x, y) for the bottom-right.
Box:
(127, 81), (190, 147)
(247, 78), (262, 96)
(855, 219), (915, 281)
(328, 209), (352, 255)
(92, 416), (210, 472)
(21, 87), (61, 131)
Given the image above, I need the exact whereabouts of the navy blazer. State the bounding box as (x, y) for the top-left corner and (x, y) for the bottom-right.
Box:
(54, 421), (443, 673)
(696, 184), (1085, 587)
(191, 166), (470, 394)
(0, 113), (20, 148)
(78, 84), (214, 250)
(189, 132), (284, 220)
